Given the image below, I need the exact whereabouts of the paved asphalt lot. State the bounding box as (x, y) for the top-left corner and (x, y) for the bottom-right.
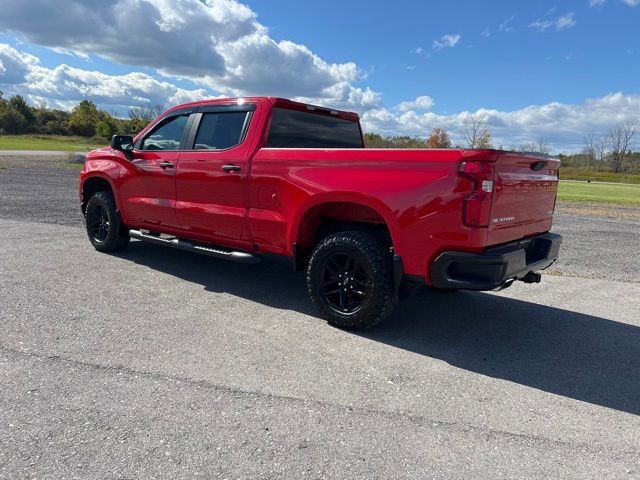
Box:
(1, 157), (639, 479)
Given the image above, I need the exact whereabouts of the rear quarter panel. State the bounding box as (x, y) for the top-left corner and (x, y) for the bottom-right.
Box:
(248, 148), (492, 279)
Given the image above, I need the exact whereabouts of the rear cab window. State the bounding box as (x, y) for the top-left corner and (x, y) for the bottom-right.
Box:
(267, 107), (363, 148)
(193, 112), (250, 150)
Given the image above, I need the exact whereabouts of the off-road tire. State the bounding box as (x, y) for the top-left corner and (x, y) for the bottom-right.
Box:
(306, 231), (397, 329)
(85, 191), (130, 252)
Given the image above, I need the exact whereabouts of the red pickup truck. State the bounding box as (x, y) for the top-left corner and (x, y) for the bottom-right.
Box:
(80, 97), (562, 329)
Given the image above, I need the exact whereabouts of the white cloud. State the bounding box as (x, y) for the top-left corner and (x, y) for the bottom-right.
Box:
(397, 96), (435, 112)
(529, 12), (576, 32)
(556, 12), (577, 30)
(361, 93), (640, 152)
(26, 65), (211, 111)
(591, 0), (639, 6)
(529, 19), (554, 31)
(0, 0), (371, 105)
(499, 16), (516, 33)
(0, 43), (210, 112)
(0, 44), (38, 85)
(46, 47), (90, 60)
(295, 83), (381, 112)
(481, 27), (491, 38)
(433, 34), (461, 50)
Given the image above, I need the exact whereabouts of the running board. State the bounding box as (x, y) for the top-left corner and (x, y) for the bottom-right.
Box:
(128, 229), (260, 264)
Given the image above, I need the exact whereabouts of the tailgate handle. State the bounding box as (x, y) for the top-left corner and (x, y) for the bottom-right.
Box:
(531, 161), (546, 171)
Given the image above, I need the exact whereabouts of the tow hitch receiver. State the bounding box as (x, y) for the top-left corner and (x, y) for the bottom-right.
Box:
(521, 272), (542, 284)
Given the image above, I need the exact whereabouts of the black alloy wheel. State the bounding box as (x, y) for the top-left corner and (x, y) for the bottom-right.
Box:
(84, 191), (130, 252)
(306, 230), (397, 329)
(319, 251), (368, 315)
(88, 203), (110, 242)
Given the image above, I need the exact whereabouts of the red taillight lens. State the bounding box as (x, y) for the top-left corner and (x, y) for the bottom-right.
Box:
(458, 161), (495, 227)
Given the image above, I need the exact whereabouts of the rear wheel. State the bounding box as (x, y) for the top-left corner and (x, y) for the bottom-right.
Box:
(306, 231), (397, 329)
(85, 191), (130, 252)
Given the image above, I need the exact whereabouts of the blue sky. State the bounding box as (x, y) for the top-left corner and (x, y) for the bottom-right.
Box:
(251, 0), (639, 111)
(0, 0), (639, 151)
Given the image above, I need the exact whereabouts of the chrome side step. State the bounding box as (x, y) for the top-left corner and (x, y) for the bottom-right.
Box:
(128, 229), (260, 264)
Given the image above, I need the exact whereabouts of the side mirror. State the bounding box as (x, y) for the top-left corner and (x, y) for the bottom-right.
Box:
(110, 135), (134, 151)
(110, 135), (134, 159)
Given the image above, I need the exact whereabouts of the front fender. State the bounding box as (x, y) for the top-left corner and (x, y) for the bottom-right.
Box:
(80, 150), (130, 213)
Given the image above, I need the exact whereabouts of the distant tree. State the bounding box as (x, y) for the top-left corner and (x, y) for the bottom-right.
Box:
(535, 138), (550, 155)
(0, 109), (28, 134)
(67, 100), (102, 136)
(34, 106), (70, 134)
(45, 120), (68, 135)
(363, 132), (429, 148)
(595, 136), (609, 170)
(519, 138), (550, 154)
(96, 116), (119, 139)
(582, 134), (596, 168)
(128, 104), (164, 132)
(608, 121), (637, 173)
(463, 114), (492, 149)
(8, 95), (35, 124)
(363, 133), (384, 147)
(0, 90), (7, 112)
(426, 127), (452, 148)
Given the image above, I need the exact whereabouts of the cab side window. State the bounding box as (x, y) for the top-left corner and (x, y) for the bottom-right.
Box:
(141, 115), (189, 151)
(193, 112), (249, 150)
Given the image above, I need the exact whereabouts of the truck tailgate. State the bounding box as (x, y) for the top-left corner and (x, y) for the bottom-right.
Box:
(487, 152), (560, 246)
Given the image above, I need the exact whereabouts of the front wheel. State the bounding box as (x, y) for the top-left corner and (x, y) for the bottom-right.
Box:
(85, 191), (130, 252)
(306, 231), (397, 329)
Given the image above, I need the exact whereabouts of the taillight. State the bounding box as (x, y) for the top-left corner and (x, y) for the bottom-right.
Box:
(458, 161), (495, 227)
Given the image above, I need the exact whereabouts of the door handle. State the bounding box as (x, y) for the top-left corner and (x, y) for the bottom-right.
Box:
(221, 164), (241, 173)
(159, 162), (174, 170)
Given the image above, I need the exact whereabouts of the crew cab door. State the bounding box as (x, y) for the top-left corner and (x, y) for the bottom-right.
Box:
(174, 105), (255, 242)
(118, 112), (192, 229)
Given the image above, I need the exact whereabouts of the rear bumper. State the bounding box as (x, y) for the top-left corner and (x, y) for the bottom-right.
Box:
(430, 233), (562, 290)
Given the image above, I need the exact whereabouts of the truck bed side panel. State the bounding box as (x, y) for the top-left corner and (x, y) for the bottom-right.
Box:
(248, 148), (490, 278)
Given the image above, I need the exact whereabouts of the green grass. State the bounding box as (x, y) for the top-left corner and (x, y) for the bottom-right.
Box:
(560, 167), (640, 184)
(558, 181), (640, 205)
(0, 135), (103, 151)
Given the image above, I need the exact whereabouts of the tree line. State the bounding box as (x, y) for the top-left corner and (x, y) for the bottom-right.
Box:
(0, 91), (163, 141)
(1, 93), (637, 172)
(365, 114), (494, 150)
(365, 113), (638, 174)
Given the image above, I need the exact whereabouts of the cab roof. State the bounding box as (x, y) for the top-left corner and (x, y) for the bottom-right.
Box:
(164, 96), (360, 122)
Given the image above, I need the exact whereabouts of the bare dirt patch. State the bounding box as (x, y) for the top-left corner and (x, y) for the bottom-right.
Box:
(556, 201), (640, 221)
